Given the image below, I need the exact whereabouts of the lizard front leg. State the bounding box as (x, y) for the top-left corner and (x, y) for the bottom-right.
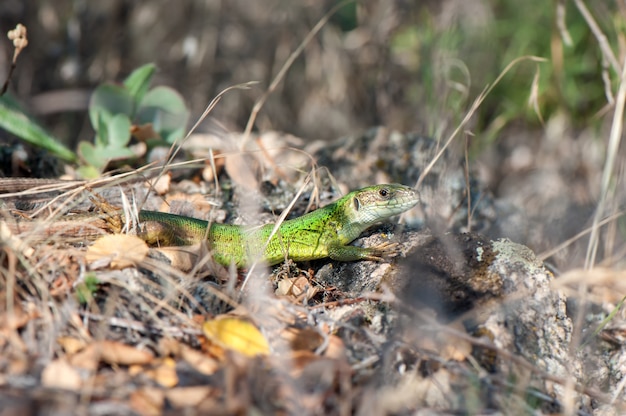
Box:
(327, 241), (400, 262)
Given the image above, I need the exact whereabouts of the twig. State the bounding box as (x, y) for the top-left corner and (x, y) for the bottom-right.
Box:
(1, 24), (28, 96)
(572, 0), (621, 75)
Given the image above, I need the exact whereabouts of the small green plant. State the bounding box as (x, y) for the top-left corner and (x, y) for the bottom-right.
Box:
(75, 274), (100, 305)
(79, 63), (189, 177)
(0, 62), (189, 178)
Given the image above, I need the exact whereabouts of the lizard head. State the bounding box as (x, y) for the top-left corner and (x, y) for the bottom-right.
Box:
(345, 184), (419, 227)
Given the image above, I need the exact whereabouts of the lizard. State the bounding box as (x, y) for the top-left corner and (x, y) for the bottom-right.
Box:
(104, 183), (419, 267)
(2, 181), (419, 267)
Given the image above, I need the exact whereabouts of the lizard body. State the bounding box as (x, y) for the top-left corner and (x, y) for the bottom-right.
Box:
(135, 184), (419, 267)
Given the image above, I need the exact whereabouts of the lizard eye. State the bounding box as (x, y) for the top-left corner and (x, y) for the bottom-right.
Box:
(379, 188), (389, 197)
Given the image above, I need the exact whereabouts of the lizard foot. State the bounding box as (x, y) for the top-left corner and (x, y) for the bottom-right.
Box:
(364, 241), (402, 262)
(89, 194), (124, 234)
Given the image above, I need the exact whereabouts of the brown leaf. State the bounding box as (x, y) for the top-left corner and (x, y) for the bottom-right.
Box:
(157, 337), (182, 357)
(86, 234), (149, 269)
(323, 335), (346, 360)
(201, 151), (225, 183)
(180, 344), (219, 375)
(165, 386), (215, 408)
(224, 153), (258, 191)
(144, 357), (179, 388)
(96, 340), (154, 365)
(69, 343), (99, 371)
(72, 341), (154, 368)
(155, 245), (202, 272)
(131, 123), (161, 141)
(41, 358), (82, 390)
(0, 295), (38, 330)
(282, 326), (324, 352)
(148, 173), (171, 195)
(130, 387), (164, 416)
(57, 336), (88, 355)
(276, 276), (319, 301)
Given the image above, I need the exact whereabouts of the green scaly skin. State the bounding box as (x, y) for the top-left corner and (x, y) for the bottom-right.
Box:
(136, 184), (419, 267)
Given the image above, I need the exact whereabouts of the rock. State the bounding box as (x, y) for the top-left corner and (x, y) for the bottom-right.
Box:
(314, 229), (599, 413)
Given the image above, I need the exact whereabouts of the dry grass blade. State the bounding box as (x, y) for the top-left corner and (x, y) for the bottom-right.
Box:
(573, 0), (621, 75)
(241, 0), (354, 147)
(145, 81), (258, 205)
(240, 174), (312, 291)
(539, 209), (625, 262)
(415, 55), (547, 190)
(584, 53), (626, 269)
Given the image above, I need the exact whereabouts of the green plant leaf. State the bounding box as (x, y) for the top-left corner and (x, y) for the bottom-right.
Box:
(123, 63), (156, 107)
(78, 138), (135, 174)
(0, 97), (77, 163)
(102, 146), (136, 160)
(106, 114), (132, 148)
(94, 112), (110, 147)
(78, 141), (106, 170)
(89, 84), (134, 130)
(136, 86), (189, 143)
(76, 165), (101, 179)
(76, 274), (100, 304)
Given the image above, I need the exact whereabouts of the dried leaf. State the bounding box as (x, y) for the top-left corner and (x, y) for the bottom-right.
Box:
(96, 340), (154, 365)
(282, 326), (324, 352)
(288, 350), (321, 375)
(130, 387), (164, 416)
(157, 337), (182, 357)
(69, 344), (99, 371)
(409, 321), (472, 362)
(0, 296), (37, 330)
(41, 358), (82, 390)
(276, 276), (319, 300)
(203, 316), (270, 357)
(224, 153), (258, 191)
(86, 234), (149, 269)
(72, 340), (154, 368)
(165, 386), (214, 408)
(155, 245), (201, 271)
(57, 336), (88, 355)
(180, 344), (219, 375)
(201, 151), (225, 183)
(144, 357), (179, 388)
(323, 335), (346, 360)
(131, 123), (161, 141)
(148, 173), (171, 195)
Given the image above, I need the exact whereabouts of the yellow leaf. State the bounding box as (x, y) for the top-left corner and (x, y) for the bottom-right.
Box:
(86, 234), (149, 269)
(202, 317), (269, 357)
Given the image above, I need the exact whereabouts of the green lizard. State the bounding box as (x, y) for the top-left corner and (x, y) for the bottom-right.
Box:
(128, 184), (419, 267)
